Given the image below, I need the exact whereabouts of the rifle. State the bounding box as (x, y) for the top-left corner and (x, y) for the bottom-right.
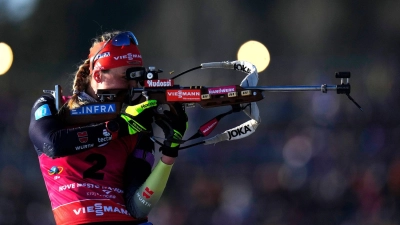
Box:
(44, 61), (362, 149)
(125, 60), (362, 149)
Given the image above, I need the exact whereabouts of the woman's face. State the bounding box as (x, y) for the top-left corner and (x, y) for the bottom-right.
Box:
(97, 65), (138, 89)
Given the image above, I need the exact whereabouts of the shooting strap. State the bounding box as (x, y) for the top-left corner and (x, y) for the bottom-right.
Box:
(199, 61), (261, 145)
(172, 103), (250, 150)
(186, 104), (242, 141)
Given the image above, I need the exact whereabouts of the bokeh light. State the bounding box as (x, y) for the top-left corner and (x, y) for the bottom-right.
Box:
(311, 91), (340, 124)
(318, 169), (347, 201)
(1, 0), (39, 22)
(278, 164), (308, 191)
(237, 40), (270, 72)
(282, 135), (313, 168)
(0, 42), (13, 75)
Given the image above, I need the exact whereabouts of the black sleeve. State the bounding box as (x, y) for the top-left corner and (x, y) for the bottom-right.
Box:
(28, 95), (130, 158)
(123, 134), (155, 216)
(123, 156), (152, 192)
(123, 156), (152, 216)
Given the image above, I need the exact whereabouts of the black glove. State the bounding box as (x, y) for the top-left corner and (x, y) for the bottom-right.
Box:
(119, 100), (157, 135)
(155, 103), (188, 157)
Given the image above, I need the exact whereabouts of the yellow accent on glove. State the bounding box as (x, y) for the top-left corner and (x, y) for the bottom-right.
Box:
(120, 114), (147, 135)
(120, 100), (158, 135)
(124, 100), (157, 117)
(170, 130), (183, 148)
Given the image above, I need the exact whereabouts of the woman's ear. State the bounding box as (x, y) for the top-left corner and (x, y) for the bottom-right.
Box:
(93, 71), (102, 83)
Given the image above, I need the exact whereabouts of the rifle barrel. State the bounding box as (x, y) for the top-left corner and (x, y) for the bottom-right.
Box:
(244, 85), (338, 92)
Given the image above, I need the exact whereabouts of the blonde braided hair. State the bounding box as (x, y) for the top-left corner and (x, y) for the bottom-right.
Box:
(67, 59), (91, 109)
(67, 31), (122, 109)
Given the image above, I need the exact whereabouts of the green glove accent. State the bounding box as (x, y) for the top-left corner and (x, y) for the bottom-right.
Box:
(170, 129), (183, 148)
(124, 100), (157, 116)
(120, 114), (147, 135)
(120, 100), (157, 135)
(155, 103), (188, 157)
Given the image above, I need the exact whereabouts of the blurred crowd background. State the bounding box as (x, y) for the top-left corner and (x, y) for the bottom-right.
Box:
(0, 0), (399, 225)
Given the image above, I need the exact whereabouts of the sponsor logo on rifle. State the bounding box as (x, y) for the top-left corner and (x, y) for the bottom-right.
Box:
(228, 125), (252, 140)
(166, 90), (201, 102)
(234, 63), (251, 73)
(208, 85), (236, 95)
(201, 94), (211, 99)
(241, 90), (251, 96)
(77, 131), (88, 143)
(145, 79), (174, 87)
(200, 119), (218, 136)
(228, 92), (237, 97)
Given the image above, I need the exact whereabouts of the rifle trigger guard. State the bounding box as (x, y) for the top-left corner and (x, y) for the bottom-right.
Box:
(142, 91), (149, 100)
